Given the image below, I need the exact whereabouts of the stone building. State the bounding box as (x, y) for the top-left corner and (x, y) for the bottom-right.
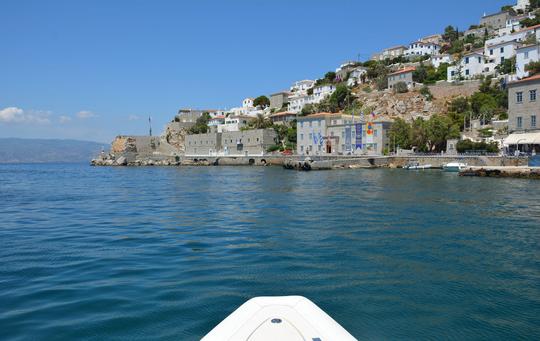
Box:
(296, 113), (392, 155)
(388, 67), (416, 90)
(185, 132), (222, 156)
(269, 92), (290, 110)
(185, 129), (277, 156)
(505, 74), (540, 153)
(480, 11), (512, 30)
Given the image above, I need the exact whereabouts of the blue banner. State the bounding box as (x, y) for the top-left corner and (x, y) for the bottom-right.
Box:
(355, 123), (362, 149)
(345, 126), (351, 151)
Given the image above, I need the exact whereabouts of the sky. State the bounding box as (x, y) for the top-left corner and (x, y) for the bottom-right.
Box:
(0, 0), (512, 143)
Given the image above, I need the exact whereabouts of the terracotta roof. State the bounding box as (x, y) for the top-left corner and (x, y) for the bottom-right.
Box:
(509, 74), (540, 85)
(298, 112), (341, 119)
(516, 43), (540, 50)
(388, 67), (416, 76)
(210, 115), (225, 120)
(270, 111), (296, 117)
(518, 23), (540, 32)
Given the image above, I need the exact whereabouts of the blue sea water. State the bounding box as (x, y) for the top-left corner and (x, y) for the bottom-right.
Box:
(0, 163), (539, 340)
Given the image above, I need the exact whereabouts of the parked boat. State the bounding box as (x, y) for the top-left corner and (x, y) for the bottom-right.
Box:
(404, 162), (432, 170)
(443, 162), (468, 172)
(202, 296), (357, 341)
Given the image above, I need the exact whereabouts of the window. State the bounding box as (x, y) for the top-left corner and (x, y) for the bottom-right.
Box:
(500, 47), (504, 53)
(517, 92), (523, 103)
(300, 146), (304, 152)
(490, 49), (494, 55)
(451, 70), (455, 76)
(465, 69), (470, 76)
(532, 115), (537, 128)
(517, 116), (523, 128)
(530, 89), (537, 101)
(374, 129), (378, 137)
(525, 51), (529, 59)
(465, 57), (469, 64)
(478, 57), (481, 63)
(501, 57), (505, 63)
(300, 122), (303, 128)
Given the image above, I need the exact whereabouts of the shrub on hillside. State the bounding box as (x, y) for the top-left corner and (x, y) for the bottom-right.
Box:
(393, 82), (408, 93)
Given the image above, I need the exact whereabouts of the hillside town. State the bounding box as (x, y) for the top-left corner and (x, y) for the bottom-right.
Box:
(100, 0), (540, 168)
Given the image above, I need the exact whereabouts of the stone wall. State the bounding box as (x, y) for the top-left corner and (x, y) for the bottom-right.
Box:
(428, 80), (480, 100)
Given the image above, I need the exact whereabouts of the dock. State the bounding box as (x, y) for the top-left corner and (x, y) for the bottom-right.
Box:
(459, 166), (540, 179)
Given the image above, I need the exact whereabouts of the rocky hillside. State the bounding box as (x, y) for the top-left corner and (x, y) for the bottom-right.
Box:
(353, 80), (480, 121)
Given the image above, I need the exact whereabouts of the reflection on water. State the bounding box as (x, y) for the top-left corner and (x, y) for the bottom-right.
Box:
(0, 164), (539, 340)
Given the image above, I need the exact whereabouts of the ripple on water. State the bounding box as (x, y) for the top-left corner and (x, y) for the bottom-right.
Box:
(0, 164), (539, 340)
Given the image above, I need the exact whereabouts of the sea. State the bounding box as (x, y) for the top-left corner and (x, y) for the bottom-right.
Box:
(0, 163), (539, 340)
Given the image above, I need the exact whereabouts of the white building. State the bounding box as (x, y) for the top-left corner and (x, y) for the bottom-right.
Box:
(290, 80), (315, 94)
(217, 115), (253, 133)
(514, 0), (530, 11)
(347, 67), (368, 87)
(430, 54), (453, 68)
(288, 93), (311, 113)
(287, 84), (336, 113)
(381, 45), (407, 60)
(516, 44), (540, 78)
(404, 41), (440, 57)
(485, 40), (521, 65)
(447, 51), (495, 81)
(242, 98), (254, 108)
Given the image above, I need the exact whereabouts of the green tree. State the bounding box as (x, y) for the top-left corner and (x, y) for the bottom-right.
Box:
(188, 112), (211, 134)
(249, 114), (272, 129)
(253, 95), (270, 108)
(420, 85), (433, 101)
(300, 103), (317, 116)
(324, 71), (336, 82)
(413, 63), (428, 83)
(443, 25), (459, 43)
(388, 118), (412, 151)
(525, 60), (540, 75)
(496, 56), (516, 75)
(470, 92), (498, 117)
(328, 84), (351, 110)
(411, 118), (429, 152)
(449, 97), (470, 113)
(393, 81), (408, 93)
(425, 115), (460, 152)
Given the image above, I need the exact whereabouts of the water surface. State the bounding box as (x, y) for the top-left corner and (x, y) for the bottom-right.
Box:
(0, 164), (539, 340)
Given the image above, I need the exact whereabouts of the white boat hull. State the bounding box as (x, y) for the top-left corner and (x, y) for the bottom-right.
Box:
(202, 296), (357, 341)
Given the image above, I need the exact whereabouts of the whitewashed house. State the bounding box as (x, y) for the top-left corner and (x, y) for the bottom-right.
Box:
(290, 80), (315, 94)
(485, 40), (521, 65)
(242, 98), (254, 108)
(217, 115), (253, 133)
(381, 45), (407, 60)
(430, 54), (453, 68)
(288, 84), (336, 113)
(516, 44), (540, 78)
(347, 67), (368, 87)
(288, 93), (311, 113)
(405, 41), (440, 57)
(514, 0), (530, 11)
(312, 84), (336, 102)
(447, 51), (494, 81)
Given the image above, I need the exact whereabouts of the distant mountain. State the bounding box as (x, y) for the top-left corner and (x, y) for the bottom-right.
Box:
(0, 138), (107, 163)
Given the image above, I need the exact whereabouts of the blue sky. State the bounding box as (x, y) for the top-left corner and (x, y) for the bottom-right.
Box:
(0, 0), (511, 143)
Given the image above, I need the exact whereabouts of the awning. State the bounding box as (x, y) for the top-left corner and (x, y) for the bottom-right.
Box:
(504, 132), (540, 145)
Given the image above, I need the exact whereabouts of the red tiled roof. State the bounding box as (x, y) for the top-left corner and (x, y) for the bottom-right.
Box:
(388, 67), (416, 76)
(509, 74), (540, 85)
(270, 111), (296, 117)
(519, 23), (540, 32)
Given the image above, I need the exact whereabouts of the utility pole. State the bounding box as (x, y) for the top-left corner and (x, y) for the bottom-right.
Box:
(149, 116), (152, 136)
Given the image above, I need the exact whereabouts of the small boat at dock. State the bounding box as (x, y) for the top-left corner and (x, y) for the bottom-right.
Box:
(404, 162), (432, 170)
(202, 296), (357, 341)
(443, 162), (468, 172)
